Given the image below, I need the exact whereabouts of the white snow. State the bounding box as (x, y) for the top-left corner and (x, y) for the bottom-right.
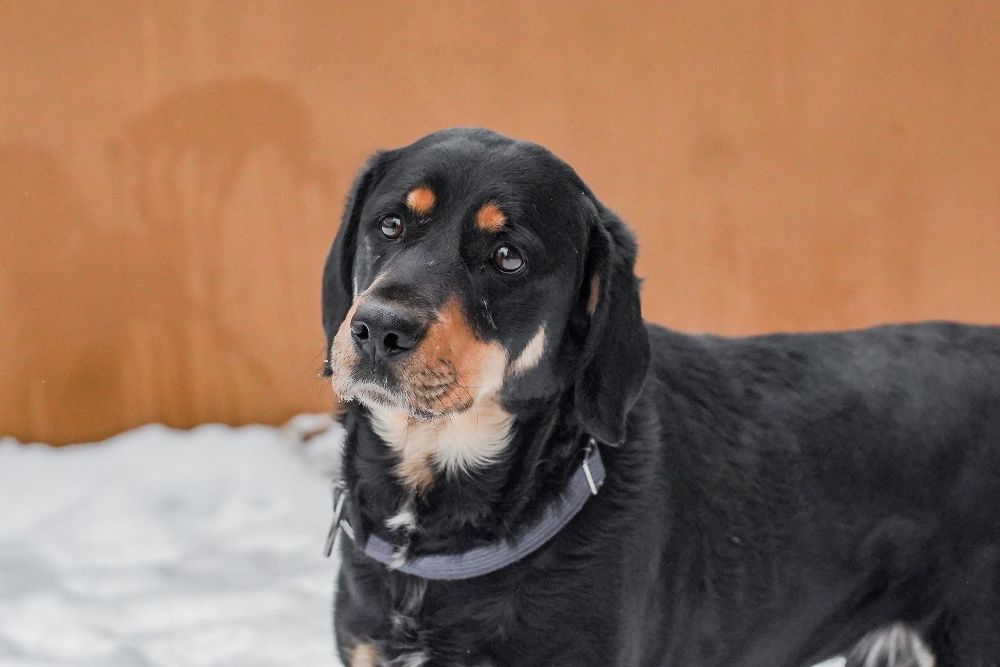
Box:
(0, 421), (344, 667)
(0, 419), (842, 667)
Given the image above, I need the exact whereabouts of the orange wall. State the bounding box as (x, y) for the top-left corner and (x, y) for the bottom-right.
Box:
(2, 1), (999, 444)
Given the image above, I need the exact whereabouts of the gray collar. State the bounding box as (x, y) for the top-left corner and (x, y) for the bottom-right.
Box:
(324, 440), (607, 580)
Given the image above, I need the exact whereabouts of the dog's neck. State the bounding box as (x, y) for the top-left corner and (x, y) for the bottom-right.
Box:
(341, 391), (589, 555)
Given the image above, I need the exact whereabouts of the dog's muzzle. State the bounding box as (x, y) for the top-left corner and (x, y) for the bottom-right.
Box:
(350, 300), (425, 364)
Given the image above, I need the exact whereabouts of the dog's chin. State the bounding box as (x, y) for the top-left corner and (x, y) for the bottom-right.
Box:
(342, 383), (441, 421)
(356, 385), (478, 422)
(347, 383), (402, 409)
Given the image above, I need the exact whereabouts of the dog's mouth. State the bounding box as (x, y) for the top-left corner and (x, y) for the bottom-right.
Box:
(334, 367), (475, 420)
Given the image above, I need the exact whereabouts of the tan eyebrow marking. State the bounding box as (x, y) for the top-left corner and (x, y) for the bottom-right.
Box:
(475, 202), (506, 232)
(405, 187), (436, 215)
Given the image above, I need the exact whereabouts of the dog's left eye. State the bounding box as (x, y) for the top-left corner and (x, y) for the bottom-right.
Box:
(380, 216), (403, 239)
(492, 245), (525, 273)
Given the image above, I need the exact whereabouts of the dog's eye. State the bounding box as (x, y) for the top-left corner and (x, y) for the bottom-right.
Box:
(380, 216), (403, 240)
(492, 245), (525, 274)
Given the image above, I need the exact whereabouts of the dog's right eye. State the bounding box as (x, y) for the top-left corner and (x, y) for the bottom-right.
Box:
(492, 245), (525, 274)
(379, 216), (403, 240)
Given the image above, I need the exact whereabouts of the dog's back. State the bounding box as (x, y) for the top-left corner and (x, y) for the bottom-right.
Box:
(640, 321), (1000, 665)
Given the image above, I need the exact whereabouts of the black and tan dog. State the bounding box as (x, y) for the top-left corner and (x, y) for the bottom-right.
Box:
(321, 128), (1000, 666)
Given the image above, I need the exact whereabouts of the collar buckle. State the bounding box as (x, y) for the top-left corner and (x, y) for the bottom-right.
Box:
(324, 481), (354, 557)
(582, 437), (601, 496)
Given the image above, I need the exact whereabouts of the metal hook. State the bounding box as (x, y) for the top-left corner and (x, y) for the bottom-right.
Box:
(324, 481), (348, 557)
(583, 438), (600, 496)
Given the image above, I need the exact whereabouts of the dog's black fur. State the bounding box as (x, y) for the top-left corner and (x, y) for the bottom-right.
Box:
(322, 128), (1000, 666)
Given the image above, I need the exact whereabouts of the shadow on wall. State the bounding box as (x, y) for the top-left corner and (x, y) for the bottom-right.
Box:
(2, 78), (333, 444)
(1, 144), (128, 444)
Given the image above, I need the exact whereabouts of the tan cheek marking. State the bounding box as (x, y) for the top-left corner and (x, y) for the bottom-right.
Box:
(410, 298), (509, 405)
(408, 297), (481, 406)
(510, 325), (546, 374)
(475, 202), (506, 232)
(349, 642), (380, 667)
(405, 186), (435, 215)
(586, 274), (601, 316)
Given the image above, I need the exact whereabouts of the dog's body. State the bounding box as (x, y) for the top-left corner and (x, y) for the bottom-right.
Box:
(322, 129), (1000, 666)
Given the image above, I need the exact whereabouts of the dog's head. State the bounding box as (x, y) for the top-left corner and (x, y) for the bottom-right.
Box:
(322, 128), (649, 445)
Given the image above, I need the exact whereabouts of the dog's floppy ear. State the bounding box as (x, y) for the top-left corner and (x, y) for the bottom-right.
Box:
(573, 198), (651, 445)
(321, 152), (389, 352)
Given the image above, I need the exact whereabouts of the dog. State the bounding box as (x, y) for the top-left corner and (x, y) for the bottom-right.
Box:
(321, 128), (1000, 666)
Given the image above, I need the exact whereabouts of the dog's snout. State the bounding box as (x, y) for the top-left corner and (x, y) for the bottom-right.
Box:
(350, 302), (425, 360)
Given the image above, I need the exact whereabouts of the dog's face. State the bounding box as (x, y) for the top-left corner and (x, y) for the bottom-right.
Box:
(323, 129), (649, 446)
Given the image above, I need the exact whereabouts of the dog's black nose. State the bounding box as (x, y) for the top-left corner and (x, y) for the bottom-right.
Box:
(350, 302), (424, 360)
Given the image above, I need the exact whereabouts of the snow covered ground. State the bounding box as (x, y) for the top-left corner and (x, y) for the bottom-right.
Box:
(0, 419), (842, 667)
(0, 419), (345, 667)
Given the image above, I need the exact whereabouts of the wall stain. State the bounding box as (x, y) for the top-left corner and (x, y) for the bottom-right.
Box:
(3, 78), (333, 443)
